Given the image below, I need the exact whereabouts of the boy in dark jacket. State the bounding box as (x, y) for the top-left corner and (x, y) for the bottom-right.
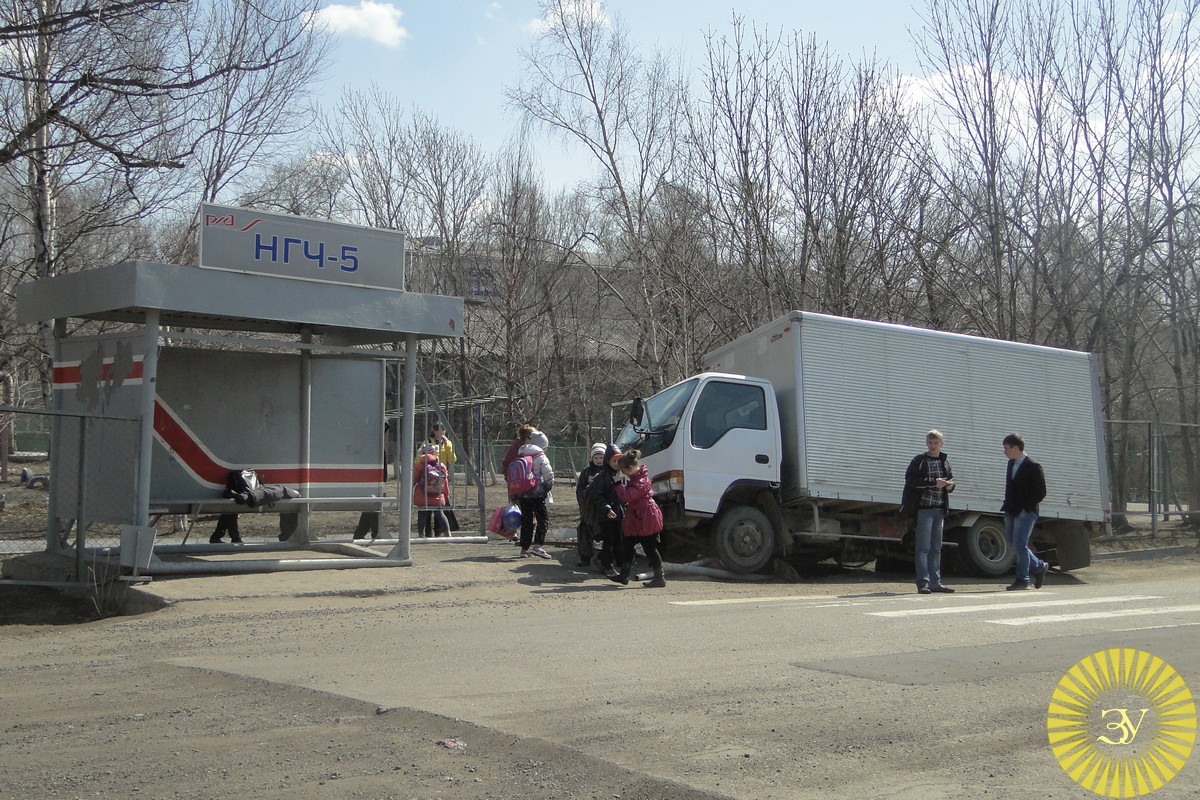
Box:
(590, 444), (627, 578)
(574, 442), (607, 567)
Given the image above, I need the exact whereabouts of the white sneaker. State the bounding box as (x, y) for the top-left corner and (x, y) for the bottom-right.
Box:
(519, 548), (531, 557)
(530, 546), (551, 559)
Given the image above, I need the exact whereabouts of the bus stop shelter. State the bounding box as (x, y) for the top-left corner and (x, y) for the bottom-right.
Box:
(16, 254), (465, 578)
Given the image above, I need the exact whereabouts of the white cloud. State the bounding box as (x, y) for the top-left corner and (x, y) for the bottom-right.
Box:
(311, 1), (409, 48)
(527, 0), (610, 35)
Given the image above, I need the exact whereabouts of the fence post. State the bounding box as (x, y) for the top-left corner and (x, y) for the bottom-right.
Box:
(475, 404), (485, 533)
(1149, 422), (1158, 539)
(75, 416), (88, 582)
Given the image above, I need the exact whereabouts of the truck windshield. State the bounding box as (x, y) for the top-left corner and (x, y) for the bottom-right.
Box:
(615, 378), (698, 458)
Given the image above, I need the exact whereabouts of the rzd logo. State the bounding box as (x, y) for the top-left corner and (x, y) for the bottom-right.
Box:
(1048, 648), (1196, 797)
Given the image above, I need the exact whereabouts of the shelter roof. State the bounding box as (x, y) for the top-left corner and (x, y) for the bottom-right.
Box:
(16, 261), (463, 343)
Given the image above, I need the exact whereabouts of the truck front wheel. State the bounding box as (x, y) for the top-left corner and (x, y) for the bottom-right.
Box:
(959, 517), (1014, 576)
(713, 505), (775, 573)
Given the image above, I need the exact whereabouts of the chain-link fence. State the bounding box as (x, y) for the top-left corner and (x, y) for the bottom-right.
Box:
(477, 440), (607, 484)
(12, 415), (1185, 551)
(1, 406), (140, 556)
(1108, 420), (1200, 533)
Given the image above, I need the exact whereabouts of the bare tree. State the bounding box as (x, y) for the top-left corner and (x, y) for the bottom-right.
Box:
(914, 0), (1026, 339)
(236, 151), (347, 219)
(509, 0), (685, 391)
(319, 86), (423, 234)
(186, 0), (332, 213)
(0, 0), (329, 408)
(466, 139), (562, 429)
(684, 18), (786, 327)
(402, 109), (490, 297)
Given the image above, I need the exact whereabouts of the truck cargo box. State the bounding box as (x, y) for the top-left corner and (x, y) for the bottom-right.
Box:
(703, 312), (1109, 523)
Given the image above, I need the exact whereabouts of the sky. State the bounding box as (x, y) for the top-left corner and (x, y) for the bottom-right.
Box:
(309, 1), (926, 189)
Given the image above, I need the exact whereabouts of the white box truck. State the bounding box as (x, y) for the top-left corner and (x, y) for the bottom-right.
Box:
(614, 311), (1110, 575)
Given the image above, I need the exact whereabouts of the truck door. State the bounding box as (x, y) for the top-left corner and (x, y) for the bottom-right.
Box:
(684, 379), (778, 515)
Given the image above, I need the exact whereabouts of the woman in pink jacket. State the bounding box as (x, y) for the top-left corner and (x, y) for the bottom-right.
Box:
(609, 450), (666, 588)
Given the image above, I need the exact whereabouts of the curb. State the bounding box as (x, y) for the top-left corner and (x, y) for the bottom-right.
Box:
(1092, 545), (1198, 561)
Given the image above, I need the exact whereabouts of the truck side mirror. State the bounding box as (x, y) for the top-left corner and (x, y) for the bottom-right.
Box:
(629, 398), (645, 428)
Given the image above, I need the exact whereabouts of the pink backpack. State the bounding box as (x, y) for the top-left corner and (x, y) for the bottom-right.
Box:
(423, 461), (447, 496)
(506, 454), (539, 496)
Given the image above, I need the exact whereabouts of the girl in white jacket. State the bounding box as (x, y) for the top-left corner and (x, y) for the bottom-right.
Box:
(513, 425), (555, 558)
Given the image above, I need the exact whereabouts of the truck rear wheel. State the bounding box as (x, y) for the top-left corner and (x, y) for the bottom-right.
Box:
(713, 505), (775, 573)
(959, 517), (1013, 576)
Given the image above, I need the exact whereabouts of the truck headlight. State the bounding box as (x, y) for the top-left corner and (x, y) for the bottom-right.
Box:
(651, 470), (683, 495)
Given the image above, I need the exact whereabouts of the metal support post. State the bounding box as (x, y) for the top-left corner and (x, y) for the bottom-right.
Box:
(387, 335), (418, 561)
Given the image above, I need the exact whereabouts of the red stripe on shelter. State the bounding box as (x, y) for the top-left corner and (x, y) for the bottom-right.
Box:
(52, 360), (145, 386)
(153, 398), (384, 486)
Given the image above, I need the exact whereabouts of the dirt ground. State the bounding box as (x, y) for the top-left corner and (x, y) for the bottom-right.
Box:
(2, 458), (1198, 800)
(0, 536), (729, 800)
(3, 542), (1196, 800)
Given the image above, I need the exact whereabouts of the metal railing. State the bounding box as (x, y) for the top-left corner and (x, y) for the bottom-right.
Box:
(1107, 419), (1200, 536)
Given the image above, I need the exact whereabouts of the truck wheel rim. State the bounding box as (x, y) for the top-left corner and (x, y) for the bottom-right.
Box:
(731, 523), (764, 556)
(978, 527), (1006, 563)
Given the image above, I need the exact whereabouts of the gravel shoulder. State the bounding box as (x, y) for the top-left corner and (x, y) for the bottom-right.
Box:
(1, 500), (1196, 799)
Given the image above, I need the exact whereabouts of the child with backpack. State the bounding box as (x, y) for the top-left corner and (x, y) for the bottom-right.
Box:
(574, 442), (607, 567)
(588, 444), (628, 578)
(413, 446), (450, 537)
(507, 424), (554, 558)
(609, 449), (667, 588)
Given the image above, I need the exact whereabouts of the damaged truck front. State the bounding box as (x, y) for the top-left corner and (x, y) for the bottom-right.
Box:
(614, 311), (1111, 575)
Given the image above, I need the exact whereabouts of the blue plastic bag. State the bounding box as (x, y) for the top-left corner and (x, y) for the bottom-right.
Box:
(502, 503), (522, 532)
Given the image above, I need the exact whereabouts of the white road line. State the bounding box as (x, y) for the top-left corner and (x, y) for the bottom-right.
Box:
(670, 595), (847, 606)
(990, 604), (1200, 626)
(1111, 622), (1200, 632)
(867, 595), (1160, 618)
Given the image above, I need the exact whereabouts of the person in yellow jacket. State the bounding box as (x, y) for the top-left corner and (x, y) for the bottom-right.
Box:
(426, 422), (456, 468)
(415, 422), (458, 529)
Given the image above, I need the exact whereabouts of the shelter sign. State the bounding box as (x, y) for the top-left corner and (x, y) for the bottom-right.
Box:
(198, 203), (406, 290)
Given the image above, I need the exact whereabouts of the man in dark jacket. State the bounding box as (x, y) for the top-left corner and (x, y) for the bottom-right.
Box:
(903, 429), (956, 594)
(1001, 432), (1048, 591)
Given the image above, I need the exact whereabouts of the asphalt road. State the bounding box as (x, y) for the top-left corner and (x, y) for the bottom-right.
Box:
(135, 545), (1200, 800)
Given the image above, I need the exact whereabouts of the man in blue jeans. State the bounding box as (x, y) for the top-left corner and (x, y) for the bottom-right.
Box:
(1001, 433), (1048, 590)
(903, 429), (956, 594)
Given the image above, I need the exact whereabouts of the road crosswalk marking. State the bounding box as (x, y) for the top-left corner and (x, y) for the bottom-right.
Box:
(859, 594), (1200, 628)
(867, 595), (1160, 618)
(670, 594), (846, 606)
(670, 593), (1200, 630)
(990, 603), (1200, 626)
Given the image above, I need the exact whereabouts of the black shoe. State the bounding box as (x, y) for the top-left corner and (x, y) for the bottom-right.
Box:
(601, 566), (618, 579)
(643, 575), (666, 588)
(209, 534), (223, 544)
(608, 572), (630, 586)
(230, 536), (244, 544)
(930, 585), (955, 593)
(917, 583), (931, 594)
(1033, 564), (1048, 589)
(1006, 580), (1031, 591)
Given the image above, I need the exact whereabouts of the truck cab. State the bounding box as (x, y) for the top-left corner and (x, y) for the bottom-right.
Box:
(616, 372), (784, 571)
